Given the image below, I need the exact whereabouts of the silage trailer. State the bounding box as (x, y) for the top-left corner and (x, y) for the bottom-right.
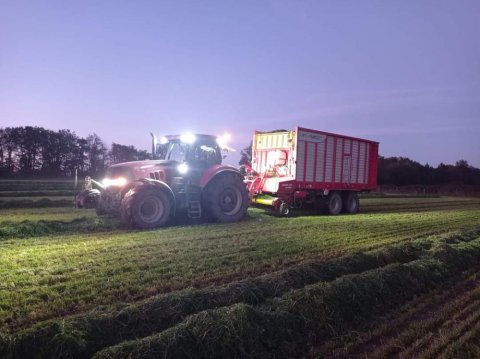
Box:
(245, 127), (379, 215)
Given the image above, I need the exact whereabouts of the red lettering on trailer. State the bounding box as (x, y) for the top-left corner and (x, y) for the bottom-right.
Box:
(313, 142), (318, 183)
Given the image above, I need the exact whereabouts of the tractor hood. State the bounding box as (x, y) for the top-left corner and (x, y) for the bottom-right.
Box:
(106, 160), (180, 183)
(109, 160), (178, 170)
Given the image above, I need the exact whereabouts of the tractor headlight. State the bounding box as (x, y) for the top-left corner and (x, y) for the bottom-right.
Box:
(102, 177), (128, 188)
(177, 163), (189, 174)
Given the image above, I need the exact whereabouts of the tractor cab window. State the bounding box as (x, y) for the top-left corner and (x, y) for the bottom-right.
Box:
(190, 143), (222, 166)
(165, 142), (188, 162)
(155, 143), (168, 160)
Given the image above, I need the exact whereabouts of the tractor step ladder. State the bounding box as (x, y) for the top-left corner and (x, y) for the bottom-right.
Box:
(187, 192), (202, 219)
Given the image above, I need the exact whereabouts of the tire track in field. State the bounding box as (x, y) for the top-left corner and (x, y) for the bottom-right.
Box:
(320, 271), (480, 359)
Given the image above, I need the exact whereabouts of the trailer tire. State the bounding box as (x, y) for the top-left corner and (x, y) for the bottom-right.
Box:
(326, 192), (342, 215)
(204, 173), (248, 223)
(342, 192), (359, 214)
(126, 189), (172, 229)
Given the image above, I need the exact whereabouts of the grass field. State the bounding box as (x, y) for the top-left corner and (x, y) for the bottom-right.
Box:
(0, 179), (479, 358)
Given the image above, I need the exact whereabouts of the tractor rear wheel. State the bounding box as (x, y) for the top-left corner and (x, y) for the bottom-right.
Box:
(326, 191), (342, 215)
(125, 189), (171, 229)
(342, 192), (359, 214)
(204, 173), (248, 223)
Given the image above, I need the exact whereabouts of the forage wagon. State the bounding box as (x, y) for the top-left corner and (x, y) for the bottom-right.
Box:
(245, 127), (379, 215)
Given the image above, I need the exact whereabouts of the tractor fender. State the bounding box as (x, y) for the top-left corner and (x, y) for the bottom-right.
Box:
(200, 165), (244, 189)
(123, 178), (176, 214)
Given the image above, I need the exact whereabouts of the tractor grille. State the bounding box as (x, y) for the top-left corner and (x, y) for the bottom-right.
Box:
(149, 171), (165, 181)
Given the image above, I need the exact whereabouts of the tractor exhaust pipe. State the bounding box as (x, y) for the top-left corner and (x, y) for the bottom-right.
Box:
(150, 132), (156, 159)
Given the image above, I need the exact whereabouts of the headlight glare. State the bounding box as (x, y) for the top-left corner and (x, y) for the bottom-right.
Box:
(103, 177), (128, 188)
(177, 163), (189, 174)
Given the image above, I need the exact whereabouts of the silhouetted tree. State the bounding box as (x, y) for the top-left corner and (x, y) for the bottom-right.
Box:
(109, 143), (151, 164)
(85, 133), (108, 176)
(239, 141), (252, 166)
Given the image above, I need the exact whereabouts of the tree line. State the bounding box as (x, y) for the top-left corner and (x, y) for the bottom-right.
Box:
(238, 143), (480, 186)
(2, 126), (478, 185)
(0, 126), (151, 178)
(377, 156), (480, 186)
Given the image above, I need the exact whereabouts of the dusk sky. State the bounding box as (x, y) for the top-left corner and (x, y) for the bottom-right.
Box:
(1, 0), (479, 167)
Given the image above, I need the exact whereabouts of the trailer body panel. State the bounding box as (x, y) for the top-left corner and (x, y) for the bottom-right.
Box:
(294, 127), (378, 191)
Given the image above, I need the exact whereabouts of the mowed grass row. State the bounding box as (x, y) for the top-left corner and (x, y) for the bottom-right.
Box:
(316, 270), (480, 359)
(0, 180), (75, 192)
(0, 197), (73, 209)
(0, 207), (97, 224)
(5, 228), (479, 358)
(7, 238), (430, 358)
(92, 235), (480, 359)
(0, 191), (75, 197)
(0, 198), (479, 331)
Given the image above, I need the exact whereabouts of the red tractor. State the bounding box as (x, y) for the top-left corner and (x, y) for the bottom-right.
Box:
(75, 133), (249, 228)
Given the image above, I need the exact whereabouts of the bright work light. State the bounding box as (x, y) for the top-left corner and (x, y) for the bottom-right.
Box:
(103, 177), (128, 188)
(159, 136), (169, 144)
(180, 133), (196, 144)
(216, 133), (231, 147)
(177, 163), (189, 174)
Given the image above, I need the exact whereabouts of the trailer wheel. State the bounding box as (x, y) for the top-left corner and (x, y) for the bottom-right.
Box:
(342, 192), (359, 214)
(127, 189), (171, 229)
(326, 192), (342, 215)
(204, 173), (248, 223)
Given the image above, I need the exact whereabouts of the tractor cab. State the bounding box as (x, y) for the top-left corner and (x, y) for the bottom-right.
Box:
(154, 134), (223, 172)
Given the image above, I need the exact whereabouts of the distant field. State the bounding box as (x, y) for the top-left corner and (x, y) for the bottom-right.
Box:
(0, 179), (479, 358)
(0, 179), (76, 209)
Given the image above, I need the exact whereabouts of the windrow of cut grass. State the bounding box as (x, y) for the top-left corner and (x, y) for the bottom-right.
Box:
(0, 207), (97, 224)
(92, 234), (480, 359)
(0, 180), (75, 192)
(0, 203), (479, 333)
(316, 270), (480, 359)
(3, 239), (431, 359)
(0, 197), (73, 209)
(0, 190), (75, 197)
(0, 216), (120, 240)
(361, 197), (480, 213)
(1, 205), (479, 332)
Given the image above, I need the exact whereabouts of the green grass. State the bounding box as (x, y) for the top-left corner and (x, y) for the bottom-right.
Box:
(0, 190), (75, 197)
(92, 236), (480, 359)
(0, 207), (97, 223)
(0, 187), (478, 358)
(0, 199), (479, 331)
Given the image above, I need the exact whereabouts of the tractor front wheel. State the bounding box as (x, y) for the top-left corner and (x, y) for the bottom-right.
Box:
(204, 174), (249, 223)
(124, 190), (172, 229)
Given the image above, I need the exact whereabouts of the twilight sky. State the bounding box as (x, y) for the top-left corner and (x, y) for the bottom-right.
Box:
(1, 0), (479, 167)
